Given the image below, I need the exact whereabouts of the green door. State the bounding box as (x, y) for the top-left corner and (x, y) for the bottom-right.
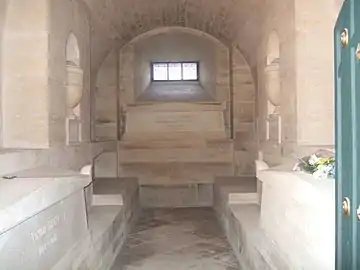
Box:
(335, 0), (360, 268)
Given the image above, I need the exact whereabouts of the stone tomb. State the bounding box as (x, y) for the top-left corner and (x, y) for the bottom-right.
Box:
(0, 167), (90, 270)
(0, 192), (87, 269)
(123, 102), (227, 140)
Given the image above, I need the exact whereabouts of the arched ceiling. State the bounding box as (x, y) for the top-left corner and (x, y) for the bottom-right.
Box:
(84, 0), (264, 71)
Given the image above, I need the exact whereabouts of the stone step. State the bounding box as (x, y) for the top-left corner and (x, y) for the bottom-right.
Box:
(119, 163), (235, 185)
(125, 101), (225, 112)
(92, 194), (123, 206)
(118, 147), (233, 164)
(214, 193), (291, 270)
(119, 138), (233, 149)
(227, 204), (291, 270)
(215, 176), (259, 205)
(229, 193), (258, 204)
(140, 183), (214, 208)
(92, 178), (127, 206)
(121, 131), (227, 141)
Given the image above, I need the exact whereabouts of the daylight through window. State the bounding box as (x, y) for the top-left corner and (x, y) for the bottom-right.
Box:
(152, 62), (199, 81)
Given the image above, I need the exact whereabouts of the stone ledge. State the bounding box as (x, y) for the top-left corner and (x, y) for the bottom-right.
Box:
(118, 147), (233, 164)
(258, 168), (335, 270)
(214, 179), (292, 269)
(53, 179), (140, 270)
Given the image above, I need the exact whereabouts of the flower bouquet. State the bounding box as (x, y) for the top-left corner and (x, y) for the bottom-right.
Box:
(293, 149), (335, 180)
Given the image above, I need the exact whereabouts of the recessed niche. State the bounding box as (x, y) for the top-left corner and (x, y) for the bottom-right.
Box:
(66, 117), (82, 144)
(265, 31), (281, 145)
(65, 32), (83, 145)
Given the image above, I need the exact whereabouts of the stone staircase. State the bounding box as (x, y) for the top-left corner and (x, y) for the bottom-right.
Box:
(118, 102), (235, 207)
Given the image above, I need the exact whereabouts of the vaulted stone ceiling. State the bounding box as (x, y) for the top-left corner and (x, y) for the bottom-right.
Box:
(84, 0), (263, 71)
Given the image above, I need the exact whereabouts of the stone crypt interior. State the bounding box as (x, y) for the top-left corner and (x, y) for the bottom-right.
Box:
(0, 0), (343, 269)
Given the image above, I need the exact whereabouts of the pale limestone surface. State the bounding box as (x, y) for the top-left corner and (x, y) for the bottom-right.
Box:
(0, 167), (90, 234)
(0, 0), (341, 269)
(111, 208), (240, 270)
(0, 175), (140, 270)
(0, 190), (88, 270)
(123, 102), (227, 140)
(258, 166), (335, 270)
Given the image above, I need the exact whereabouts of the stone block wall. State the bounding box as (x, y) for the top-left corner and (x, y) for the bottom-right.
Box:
(48, 0), (91, 145)
(232, 47), (257, 175)
(0, 0), (91, 148)
(1, 0), (50, 148)
(95, 50), (118, 141)
(257, 0), (297, 161)
(294, 0), (340, 148)
(257, 0), (342, 161)
(119, 27), (227, 103)
(119, 44), (135, 105)
(0, 0), (113, 176)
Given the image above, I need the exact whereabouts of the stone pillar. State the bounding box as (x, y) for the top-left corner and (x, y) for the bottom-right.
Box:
(294, 0), (340, 153)
(1, 0), (50, 148)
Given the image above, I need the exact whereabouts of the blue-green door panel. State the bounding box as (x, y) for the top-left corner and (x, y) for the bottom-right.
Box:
(335, 0), (360, 268)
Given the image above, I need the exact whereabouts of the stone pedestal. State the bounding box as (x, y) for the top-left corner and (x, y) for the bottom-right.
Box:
(66, 117), (82, 144)
(266, 113), (281, 144)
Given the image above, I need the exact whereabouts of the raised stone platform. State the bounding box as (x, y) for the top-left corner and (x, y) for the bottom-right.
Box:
(214, 178), (290, 269)
(258, 165), (335, 270)
(214, 164), (335, 270)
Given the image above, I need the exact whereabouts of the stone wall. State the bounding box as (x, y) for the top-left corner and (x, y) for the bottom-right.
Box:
(49, 0), (92, 145)
(294, 0), (340, 150)
(119, 44), (135, 105)
(133, 30), (216, 99)
(0, 0), (91, 148)
(95, 50), (118, 141)
(0, 0), (9, 146)
(257, 0), (297, 163)
(0, 0), (112, 175)
(83, 0), (262, 72)
(257, 0), (342, 163)
(1, 0), (50, 148)
(119, 27), (229, 103)
(232, 47), (257, 176)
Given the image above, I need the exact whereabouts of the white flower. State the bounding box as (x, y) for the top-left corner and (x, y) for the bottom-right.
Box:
(308, 154), (319, 166)
(313, 164), (332, 180)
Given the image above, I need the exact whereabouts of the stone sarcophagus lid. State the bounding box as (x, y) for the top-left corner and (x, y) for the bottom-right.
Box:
(122, 102), (227, 141)
(0, 167), (90, 270)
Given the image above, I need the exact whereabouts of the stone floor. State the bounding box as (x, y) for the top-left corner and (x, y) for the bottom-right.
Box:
(111, 208), (240, 270)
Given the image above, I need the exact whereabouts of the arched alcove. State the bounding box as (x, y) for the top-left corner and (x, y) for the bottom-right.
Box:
(267, 31), (280, 66)
(118, 27), (232, 136)
(265, 30), (281, 145)
(66, 33), (80, 66)
(65, 32), (83, 144)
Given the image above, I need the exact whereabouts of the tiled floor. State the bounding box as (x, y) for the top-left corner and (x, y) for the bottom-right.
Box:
(111, 208), (240, 270)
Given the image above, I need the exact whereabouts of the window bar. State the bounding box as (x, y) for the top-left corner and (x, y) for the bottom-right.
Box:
(167, 63), (169, 80)
(181, 63), (184, 81)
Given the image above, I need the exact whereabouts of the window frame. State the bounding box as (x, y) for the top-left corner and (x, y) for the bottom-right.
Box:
(150, 61), (200, 82)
